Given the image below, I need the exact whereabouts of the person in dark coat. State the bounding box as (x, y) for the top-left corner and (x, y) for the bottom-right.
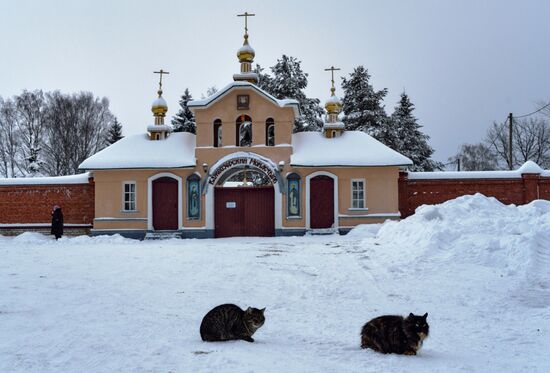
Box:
(51, 205), (64, 240)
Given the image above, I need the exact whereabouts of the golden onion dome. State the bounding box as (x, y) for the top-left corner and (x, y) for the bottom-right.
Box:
(237, 34), (255, 63)
(151, 90), (168, 116)
(325, 89), (342, 115)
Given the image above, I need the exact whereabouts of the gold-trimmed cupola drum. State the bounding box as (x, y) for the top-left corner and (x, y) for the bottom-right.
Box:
(148, 69), (173, 141)
(233, 12), (259, 84)
(323, 66), (345, 138)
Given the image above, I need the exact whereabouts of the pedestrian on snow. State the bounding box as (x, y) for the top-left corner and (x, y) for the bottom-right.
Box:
(51, 205), (64, 240)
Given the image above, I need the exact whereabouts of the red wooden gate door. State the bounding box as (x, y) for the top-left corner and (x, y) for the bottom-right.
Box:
(214, 186), (274, 237)
(310, 175), (334, 229)
(152, 177), (178, 230)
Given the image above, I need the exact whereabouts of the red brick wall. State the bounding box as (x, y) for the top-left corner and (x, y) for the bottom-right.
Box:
(540, 178), (550, 200)
(0, 179), (95, 225)
(399, 172), (550, 218)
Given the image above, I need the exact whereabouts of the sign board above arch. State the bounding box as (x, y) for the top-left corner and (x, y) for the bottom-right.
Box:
(203, 152), (284, 193)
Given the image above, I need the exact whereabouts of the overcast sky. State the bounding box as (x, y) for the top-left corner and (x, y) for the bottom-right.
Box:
(1, 0), (548, 163)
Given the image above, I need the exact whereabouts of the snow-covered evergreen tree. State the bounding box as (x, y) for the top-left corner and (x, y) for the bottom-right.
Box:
(254, 64), (273, 93)
(341, 66), (388, 137)
(171, 88), (196, 134)
(26, 145), (43, 175)
(106, 117), (123, 144)
(388, 92), (443, 171)
(261, 55), (323, 132)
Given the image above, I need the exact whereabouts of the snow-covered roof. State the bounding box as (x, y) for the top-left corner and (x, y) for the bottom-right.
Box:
(187, 81), (301, 117)
(79, 133), (196, 170)
(0, 172), (92, 185)
(290, 131), (413, 167)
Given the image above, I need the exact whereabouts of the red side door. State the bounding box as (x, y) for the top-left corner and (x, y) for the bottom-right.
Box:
(152, 177), (178, 230)
(310, 176), (334, 229)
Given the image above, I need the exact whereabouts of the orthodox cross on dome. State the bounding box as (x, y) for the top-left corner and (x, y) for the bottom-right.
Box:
(237, 12), (255, 35)
(153, 69), (170, 96)
(324, 66), (341, 96)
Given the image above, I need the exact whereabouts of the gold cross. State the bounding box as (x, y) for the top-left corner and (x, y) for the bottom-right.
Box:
(324, 66), (341, 90)
(153, 69), (170, 91)
(237, 12), (255, 34)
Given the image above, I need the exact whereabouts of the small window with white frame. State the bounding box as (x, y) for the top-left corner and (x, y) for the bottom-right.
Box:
(123, 182), (136, 211)
(351, 179), (365, 209)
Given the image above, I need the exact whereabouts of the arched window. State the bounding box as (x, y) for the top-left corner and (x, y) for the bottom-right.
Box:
(155, 133), (160, 140)
(187, 173), (201, 220)
(236, 115), (252, 147)
(287, 173), (301, 217)
(265, 118), (275, 146)
(213, 119), (222, 147)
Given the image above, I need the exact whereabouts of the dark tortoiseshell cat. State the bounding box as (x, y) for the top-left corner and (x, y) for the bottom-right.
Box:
(361, 313), (429, 355)
(200, 304), (266, 342)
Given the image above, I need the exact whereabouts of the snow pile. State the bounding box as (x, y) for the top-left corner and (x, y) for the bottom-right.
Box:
(356, 194), (550, 308)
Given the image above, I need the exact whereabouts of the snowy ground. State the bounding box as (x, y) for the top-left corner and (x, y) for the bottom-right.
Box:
(1, 194), (549, 372)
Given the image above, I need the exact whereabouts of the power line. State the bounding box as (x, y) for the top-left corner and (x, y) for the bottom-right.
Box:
(513, 101), (550, 119)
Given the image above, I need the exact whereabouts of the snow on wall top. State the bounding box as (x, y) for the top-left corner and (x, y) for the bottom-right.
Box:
(408, 170), (523, 180)
(408, 161), (549, 180)
(517, 160), (544, 174)
(79, 133), (196, 170)
(187, 81), (301, 117)
(290, 131), (413, 167)
(0, 172), (91, 185)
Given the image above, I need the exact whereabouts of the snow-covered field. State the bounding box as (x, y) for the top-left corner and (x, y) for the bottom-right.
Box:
(1, 194), (549, 372)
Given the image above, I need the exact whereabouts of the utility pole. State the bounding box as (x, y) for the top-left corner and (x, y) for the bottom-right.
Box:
(508, 113), (513, 170)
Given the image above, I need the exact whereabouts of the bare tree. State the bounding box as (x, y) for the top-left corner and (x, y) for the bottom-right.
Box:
(42, 91), (112, 176)
(0, 98), (22, 177)
(486, 117), (550, 169)
(449, 143), (498, 171)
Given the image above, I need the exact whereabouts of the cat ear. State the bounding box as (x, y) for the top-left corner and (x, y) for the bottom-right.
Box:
(409, 313), (414, 318)
(261, 307), (266, 313)
(423, 313), (428, 319)
(246, 307), (252, 313)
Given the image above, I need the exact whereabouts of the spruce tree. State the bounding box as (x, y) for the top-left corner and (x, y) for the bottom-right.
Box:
(172, 88), (196, 133)
(106, 117), (123, 145)
(341, 66), (388, 138)
(254, 64), (273, 93)
(261, 55), (324, 132)
(389, 92), (442, 171)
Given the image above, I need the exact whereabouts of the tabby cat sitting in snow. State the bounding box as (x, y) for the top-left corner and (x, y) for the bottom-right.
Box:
(200, 304), (266, 343)
(361, 313), (429, 355)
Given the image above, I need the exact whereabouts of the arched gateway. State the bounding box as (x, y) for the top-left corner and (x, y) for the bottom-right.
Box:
(204, 152), (282, 238)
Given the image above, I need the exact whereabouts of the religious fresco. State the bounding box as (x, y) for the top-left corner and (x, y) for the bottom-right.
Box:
(287, 178), (300, 217)
(187, 177), (201, 219)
